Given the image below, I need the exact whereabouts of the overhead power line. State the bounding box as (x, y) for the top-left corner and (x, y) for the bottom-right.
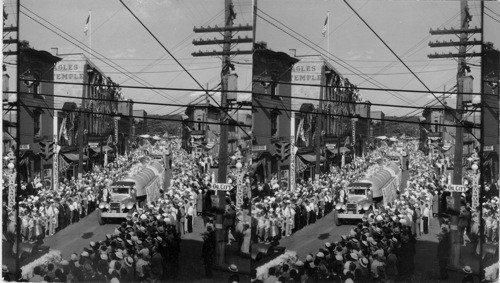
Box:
(33, 78), (493, 96)
(19, 6), (180, 104)
(8, 103), (251, 128)
(6, 90), (252, 111)
(119, 0), (251, 139)
(256, 9), (417, 107)
(348, 0), (481, 141)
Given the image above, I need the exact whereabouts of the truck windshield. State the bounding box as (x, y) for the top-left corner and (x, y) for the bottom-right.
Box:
(348, 188), (367, 195)
(112, 187), (130, 194)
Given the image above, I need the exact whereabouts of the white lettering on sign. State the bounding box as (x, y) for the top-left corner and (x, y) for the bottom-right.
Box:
(252, 145), (267, 151)
(19, 144), (30, 150)
(484, 145), (494, 152)
(445, 184), (468, 193)
(292, 59), (324, 110)
(212, 183), (233, 191)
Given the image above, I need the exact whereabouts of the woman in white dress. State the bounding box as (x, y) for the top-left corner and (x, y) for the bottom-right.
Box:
(240, 223), (251, 257)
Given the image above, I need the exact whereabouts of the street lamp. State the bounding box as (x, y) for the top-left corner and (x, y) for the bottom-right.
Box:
(471, 163), (478, 172)
(7, 162), (16, 210)
(235, 160), (243, 210)
(471, 163), (480, 211)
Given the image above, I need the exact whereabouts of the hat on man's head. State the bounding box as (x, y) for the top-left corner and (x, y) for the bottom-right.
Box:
(125, 256), (134, 267)
(359, 257), (369, 268)
(463, 266), (472, 274)
(228, 264), (239, 272)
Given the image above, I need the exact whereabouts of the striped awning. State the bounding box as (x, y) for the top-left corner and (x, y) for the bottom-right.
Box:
(62, 152), (88, 162)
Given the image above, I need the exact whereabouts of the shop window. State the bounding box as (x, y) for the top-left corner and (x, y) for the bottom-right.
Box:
(271, 110), (280, 138)
(34, 109), (43, 137)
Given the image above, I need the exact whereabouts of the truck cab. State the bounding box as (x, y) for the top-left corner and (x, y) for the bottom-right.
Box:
(97, 160), (164, 225)
(97, 181), (139, 225)
(335, 182), (372, 225)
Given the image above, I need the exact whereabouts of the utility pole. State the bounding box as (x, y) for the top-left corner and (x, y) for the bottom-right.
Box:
(315, 65), (325, 181)
(192, 0), (252, 267)
(428, 0), (482, 271)
(8, 0), (22, 279)
(77, 70), (87, 179)
(290, 112), (296, 191)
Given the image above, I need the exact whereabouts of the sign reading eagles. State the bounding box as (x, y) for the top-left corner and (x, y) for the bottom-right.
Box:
(291, 58), (324, 111)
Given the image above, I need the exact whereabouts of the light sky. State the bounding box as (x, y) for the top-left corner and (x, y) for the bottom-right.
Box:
(4, 1), (500, 118)
(256, 0), (500, 117)
(12, 0), (253, 115)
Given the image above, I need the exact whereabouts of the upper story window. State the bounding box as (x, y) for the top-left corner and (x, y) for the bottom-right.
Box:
(33, 109), (44, 137)
(270, 108), (281, 138)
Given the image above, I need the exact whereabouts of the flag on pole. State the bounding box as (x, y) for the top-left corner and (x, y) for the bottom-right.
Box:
(321, 14), (329, 37)
(84, 13), (90, 35)
(59, 116), (69, 143)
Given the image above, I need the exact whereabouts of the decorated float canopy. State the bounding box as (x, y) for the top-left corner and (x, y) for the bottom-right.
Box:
(120, 160), (164, 198)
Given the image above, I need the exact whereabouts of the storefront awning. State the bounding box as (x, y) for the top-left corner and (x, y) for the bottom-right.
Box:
(205, 142), (216, 150)
(250, 159), (265, 175)
(441, 144), (453, 151)
(89, 145), (113, 153)
(326, 146), (350, 155)
(62, 152), (88, 162)
(299, 153), (326, 163)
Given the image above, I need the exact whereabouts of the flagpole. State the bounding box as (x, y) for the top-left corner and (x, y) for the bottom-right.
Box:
(327, 11), (330, 61)
(89, 10), (92, 60)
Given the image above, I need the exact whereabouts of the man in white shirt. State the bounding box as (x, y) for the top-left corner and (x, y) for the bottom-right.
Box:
(422, 203), (430, 234)
(187, 202), (194, 233)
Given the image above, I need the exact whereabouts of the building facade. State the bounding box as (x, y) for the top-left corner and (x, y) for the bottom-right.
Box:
(16, 46), (61, 182)
(54, 53), (122, 178)
(482, 48), (499, 183)
(355, 101), (372, 156)
(184, 103), (221, 158)
(252, 44), (298, 184)
(133, 109), (148, 138)
(370, 111), (386, 139)
(117, 99), (134, 155)
(292, 54), (360, 175)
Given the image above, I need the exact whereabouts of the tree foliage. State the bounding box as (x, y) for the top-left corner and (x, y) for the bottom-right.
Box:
(385, 116), (420, 137)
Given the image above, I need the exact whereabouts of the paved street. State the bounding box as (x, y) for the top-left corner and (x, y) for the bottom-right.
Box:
(279, 211), (354, 259)
(278, 167), (410, 259)
(8, 209), (249, 282)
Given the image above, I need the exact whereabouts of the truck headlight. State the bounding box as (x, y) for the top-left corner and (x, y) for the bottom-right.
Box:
(99, 202), (106, 209)
(105, 204), (110, 209)
(126, 202), (134, 210)
(335, 203), (342, 210)
(363, 203), (371, 211)
(342, 204), (346, 210)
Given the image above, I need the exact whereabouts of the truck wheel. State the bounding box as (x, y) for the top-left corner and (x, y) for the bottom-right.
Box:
(334, 210), (342, 226)
(97, 209), (106, 225)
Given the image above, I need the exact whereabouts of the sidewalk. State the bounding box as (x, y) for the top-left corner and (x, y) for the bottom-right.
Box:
(407, 216), (481, 283)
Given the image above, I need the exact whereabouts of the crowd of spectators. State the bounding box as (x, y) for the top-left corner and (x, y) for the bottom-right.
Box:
(8, 147), (251, 282)
(250, 151), (389, 245)
(3, 153), (145, 247)
(253, 146), (484, 282)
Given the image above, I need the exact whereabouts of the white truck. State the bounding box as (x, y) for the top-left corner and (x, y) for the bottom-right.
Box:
(335, 161), (401, 225)
(97, 159), (164, 224)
